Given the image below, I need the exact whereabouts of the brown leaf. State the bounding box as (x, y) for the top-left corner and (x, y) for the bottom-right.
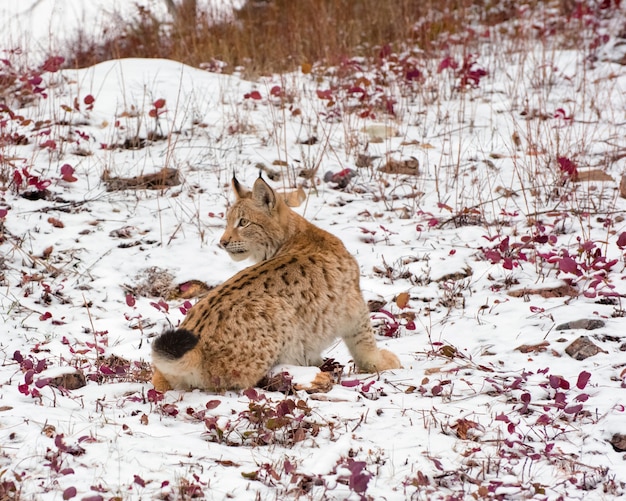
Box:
(42, 246), (54, 259)
(439, 345), (458, 358)
(515, 341), (550, 353)
(140, 414), (149, 426)
(216, 459), (240, 467)
(42, 424), (56, 437)
(395, 292), (410, 309)
(47, 217), (64, 228)
(451, 418), (481, 440)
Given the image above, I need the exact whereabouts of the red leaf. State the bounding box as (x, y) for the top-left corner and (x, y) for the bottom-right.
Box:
(0, 208), (7, 218)
(147, 389), (164, 403)
(564, 404), (583, 414)
(134, 475), (146, 488)
(243, 387), (261, 401)
(557, 156), (578, 177)
(341, 379), (361, 388)
(41, 56), (65, 73)
(153, 98), (166, 109)
(60, 164), (77, 182)
(576, 370), (591, 390)
(559, 256), (580, 275)
(63, 487), (77, 500)
(617, 232), (626, 249)
(205, 399), (221, 410)
(84, 94), (95, 105)
(125, 294), (136, 307)
(437, 56), (458, 73)
(35, 378), (50, 388)
(244, 90), (262, 100)
(316, 89), (333, 100)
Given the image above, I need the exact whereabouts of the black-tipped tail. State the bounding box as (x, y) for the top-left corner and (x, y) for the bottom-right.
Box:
(153, 329), (199, 360)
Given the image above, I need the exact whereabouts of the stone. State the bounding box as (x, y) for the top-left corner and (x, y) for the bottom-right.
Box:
(565, 336), (607, 360)
(556, 318), (605, 331)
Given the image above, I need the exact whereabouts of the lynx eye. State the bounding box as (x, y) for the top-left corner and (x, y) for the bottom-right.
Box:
(238, 218), (250, 228)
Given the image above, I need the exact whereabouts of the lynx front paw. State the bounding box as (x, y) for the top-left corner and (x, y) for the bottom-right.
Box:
(357, 349), (401, 373)
(377, 349), (402, 371)
(152, 368), (173, 392)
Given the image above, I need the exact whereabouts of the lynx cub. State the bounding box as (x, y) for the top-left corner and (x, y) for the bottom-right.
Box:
(151, 175), (400, 391)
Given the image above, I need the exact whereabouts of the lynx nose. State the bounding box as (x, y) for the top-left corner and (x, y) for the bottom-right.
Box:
(219, 235), (229, 248)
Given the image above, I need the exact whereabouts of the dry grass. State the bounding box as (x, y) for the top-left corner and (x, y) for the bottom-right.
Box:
(64, 0), (549, 75)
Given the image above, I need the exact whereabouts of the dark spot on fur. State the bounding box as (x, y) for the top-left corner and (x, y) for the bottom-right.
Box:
(153, 329), (199, 359)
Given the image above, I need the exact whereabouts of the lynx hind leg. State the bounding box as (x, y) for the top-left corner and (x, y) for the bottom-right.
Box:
(342, 312), (401, 373)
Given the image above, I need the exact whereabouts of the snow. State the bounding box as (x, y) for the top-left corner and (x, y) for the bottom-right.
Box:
(1, 1), (626, 500)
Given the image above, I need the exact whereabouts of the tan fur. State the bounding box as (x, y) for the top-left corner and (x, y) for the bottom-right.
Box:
(151, 176), (400, 392)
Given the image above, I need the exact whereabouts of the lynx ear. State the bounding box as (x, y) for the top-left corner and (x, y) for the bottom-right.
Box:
(232, 175), (250, 199)
(252, 176), (277, 211)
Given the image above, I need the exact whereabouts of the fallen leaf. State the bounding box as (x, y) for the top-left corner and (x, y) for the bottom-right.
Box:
(47, 217), (64, 228)
(515, 341), (550, 353)
(395, 292), (410, 309)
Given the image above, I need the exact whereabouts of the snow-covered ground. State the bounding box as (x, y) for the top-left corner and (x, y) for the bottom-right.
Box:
(1, 2), (626, 500)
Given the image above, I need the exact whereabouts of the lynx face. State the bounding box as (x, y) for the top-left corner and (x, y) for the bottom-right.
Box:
(219, 177), (286, 263)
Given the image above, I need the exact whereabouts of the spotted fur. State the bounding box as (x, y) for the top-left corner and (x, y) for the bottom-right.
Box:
(151, 176), (401, 391)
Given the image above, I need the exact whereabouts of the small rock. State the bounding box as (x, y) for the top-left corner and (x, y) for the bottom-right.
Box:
(565, 336), (607, 360)
(610, 433), (626, 452)
(556, 319), (605, 331)
(49, 370), (87, 390)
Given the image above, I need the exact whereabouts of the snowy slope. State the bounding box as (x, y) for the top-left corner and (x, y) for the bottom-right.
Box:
(1, 2), (626, 501)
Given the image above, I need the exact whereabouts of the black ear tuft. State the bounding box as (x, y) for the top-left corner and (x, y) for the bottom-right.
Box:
(232, 175), (250, 199)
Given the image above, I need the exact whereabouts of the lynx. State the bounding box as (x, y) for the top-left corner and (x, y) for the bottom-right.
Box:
(151, 175), (401, 391)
